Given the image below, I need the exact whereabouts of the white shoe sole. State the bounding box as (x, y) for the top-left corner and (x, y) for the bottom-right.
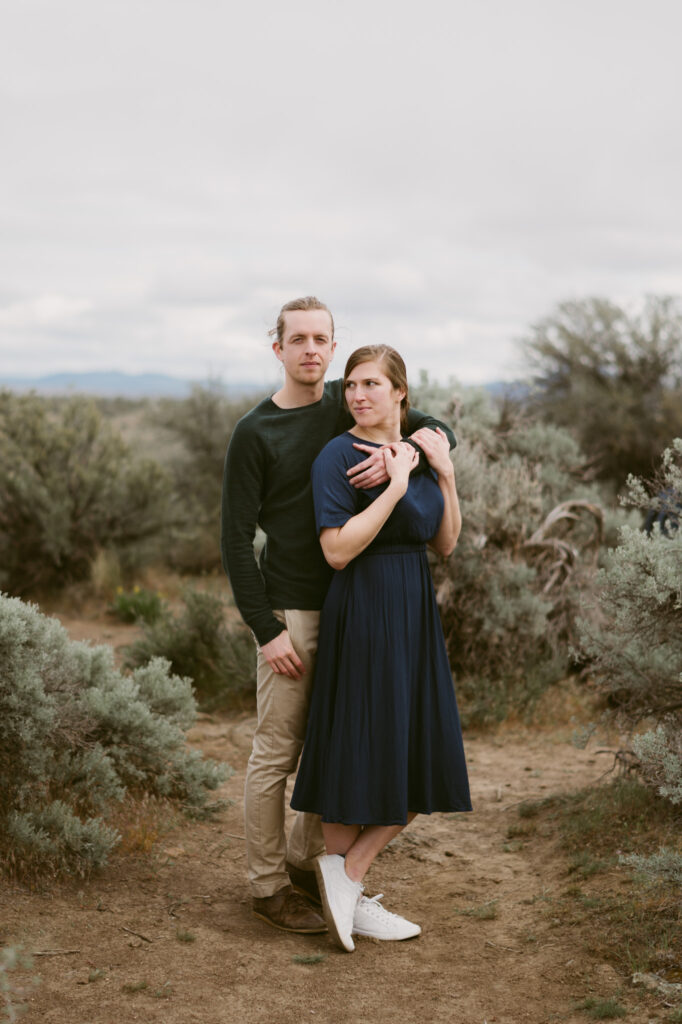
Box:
(314, 857), (355, 953)
(353, 925), (421, 940)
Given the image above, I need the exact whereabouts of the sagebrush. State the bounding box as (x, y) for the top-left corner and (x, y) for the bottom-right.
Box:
(152, 385), (261, 572)
(0, 945), (37, 1022)
(578, 439), (682, 888)
(411, 380), (615, 725)
(0, 594), (230, 879)
(125, 588), (256, 709)
(0, 392), (172, 595)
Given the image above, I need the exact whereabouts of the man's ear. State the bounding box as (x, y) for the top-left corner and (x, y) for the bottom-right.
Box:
(272, 340), (284, 362)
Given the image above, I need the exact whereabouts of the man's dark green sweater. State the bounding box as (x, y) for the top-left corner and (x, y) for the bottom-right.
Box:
(220, 378), (455, 647)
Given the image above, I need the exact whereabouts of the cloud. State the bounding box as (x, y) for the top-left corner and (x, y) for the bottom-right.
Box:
(2, 0), (682, 382)
(0, 293), (92, 329)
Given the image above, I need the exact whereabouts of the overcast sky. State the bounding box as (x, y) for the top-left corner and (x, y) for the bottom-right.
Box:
(2, 0), (682, 386)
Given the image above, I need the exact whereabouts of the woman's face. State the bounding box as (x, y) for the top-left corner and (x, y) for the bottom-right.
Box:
(344, 360), (404, 429)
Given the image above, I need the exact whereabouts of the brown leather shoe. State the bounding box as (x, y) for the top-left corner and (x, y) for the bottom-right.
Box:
(286, 860), (322, 907)
(252, 885), (327, 934)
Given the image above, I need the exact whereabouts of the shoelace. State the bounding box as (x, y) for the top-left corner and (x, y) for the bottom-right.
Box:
(360, 894), (400, 919)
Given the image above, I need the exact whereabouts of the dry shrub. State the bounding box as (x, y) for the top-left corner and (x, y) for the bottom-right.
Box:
(125, 588), (256, 710)
(0, 392), (172, 596)
(411, 381), (616, 725)
(0, 593), (230, 880)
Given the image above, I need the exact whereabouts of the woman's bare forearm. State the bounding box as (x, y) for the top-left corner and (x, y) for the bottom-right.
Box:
(429, 469), (462, 557)
(320, 480), (407, 570)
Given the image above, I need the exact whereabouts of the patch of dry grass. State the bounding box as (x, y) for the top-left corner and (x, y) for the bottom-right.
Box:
(515, 777), (682, 975)
(110, 795), (180, 857)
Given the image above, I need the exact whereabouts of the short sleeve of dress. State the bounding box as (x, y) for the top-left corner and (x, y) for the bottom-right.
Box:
(311, 439), (358, 533)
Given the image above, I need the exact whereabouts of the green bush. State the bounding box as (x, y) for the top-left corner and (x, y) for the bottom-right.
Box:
(578, 440), (682, 889)
(521, 295), (682, 486)
(621, 846), (682, 888)
(0, 945), (37, 1022)
(0, 593), (230, 879)
(578, 440), (682, 729)
(125, 588), (256, 709)
(152, 385), (261, 572)
(110, 585), (164, 624)
(411, 380), (613, 725)
(0, 391), (173, 595)
(575, 996), (627, 1019)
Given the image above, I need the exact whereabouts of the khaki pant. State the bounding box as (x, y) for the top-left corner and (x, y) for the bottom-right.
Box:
(244, 609), (326, 897)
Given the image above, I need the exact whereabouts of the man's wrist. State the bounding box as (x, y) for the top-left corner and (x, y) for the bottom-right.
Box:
(254, 620), (286, 647)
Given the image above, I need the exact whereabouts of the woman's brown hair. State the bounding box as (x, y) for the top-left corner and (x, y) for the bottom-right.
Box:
(343, 345), (410, 433)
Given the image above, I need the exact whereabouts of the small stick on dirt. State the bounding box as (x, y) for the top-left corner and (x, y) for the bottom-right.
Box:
(33, 949), (81, 957)
(485, 941), (521, 954)
(223, 833), (246, 841)
(121, 926), (153, 943)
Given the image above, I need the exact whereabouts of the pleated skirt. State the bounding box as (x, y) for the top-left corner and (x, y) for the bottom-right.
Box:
(291, 544), (472, 825)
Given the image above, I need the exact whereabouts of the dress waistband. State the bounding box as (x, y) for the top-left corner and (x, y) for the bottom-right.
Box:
(361, 542), (426, 557)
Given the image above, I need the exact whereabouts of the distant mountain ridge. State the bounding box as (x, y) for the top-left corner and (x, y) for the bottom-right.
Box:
(0, 371), (269, 398)
(0, 369), (526, 399)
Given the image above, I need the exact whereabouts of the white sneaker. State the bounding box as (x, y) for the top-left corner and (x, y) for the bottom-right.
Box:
(353, 894), (422, 940)
(314, 854), (363, 953)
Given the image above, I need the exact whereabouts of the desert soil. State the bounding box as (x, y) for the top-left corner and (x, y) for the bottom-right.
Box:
(0, 613), (661, 1024)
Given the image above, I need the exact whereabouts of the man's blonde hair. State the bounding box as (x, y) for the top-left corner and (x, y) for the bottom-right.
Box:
(269, 296), (334, 347)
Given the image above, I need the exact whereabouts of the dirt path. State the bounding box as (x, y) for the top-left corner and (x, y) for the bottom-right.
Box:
(3, 703), (653, 1024)
(1, 608), (659, 1023)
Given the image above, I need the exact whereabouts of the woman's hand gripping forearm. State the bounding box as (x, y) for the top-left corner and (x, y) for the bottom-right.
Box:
(410, 427), (462, 557)
(320, 444), (419, 570)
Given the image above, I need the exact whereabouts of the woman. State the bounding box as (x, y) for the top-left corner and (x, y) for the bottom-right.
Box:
(291, 345), (471, 952)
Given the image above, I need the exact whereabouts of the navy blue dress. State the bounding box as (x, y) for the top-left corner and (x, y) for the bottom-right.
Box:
(291, 432), (472, 825)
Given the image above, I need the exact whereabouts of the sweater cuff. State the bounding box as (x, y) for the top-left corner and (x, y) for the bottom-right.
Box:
(252, 614), (287, 648)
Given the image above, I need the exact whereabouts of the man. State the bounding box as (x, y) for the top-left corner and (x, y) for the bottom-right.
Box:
(221, 296), (455, 935)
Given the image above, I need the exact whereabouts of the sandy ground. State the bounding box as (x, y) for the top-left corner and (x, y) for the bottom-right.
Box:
(0, 616), (663, 1024)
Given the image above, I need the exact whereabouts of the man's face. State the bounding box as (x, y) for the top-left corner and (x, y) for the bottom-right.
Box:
(273, 309), (336, 385)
